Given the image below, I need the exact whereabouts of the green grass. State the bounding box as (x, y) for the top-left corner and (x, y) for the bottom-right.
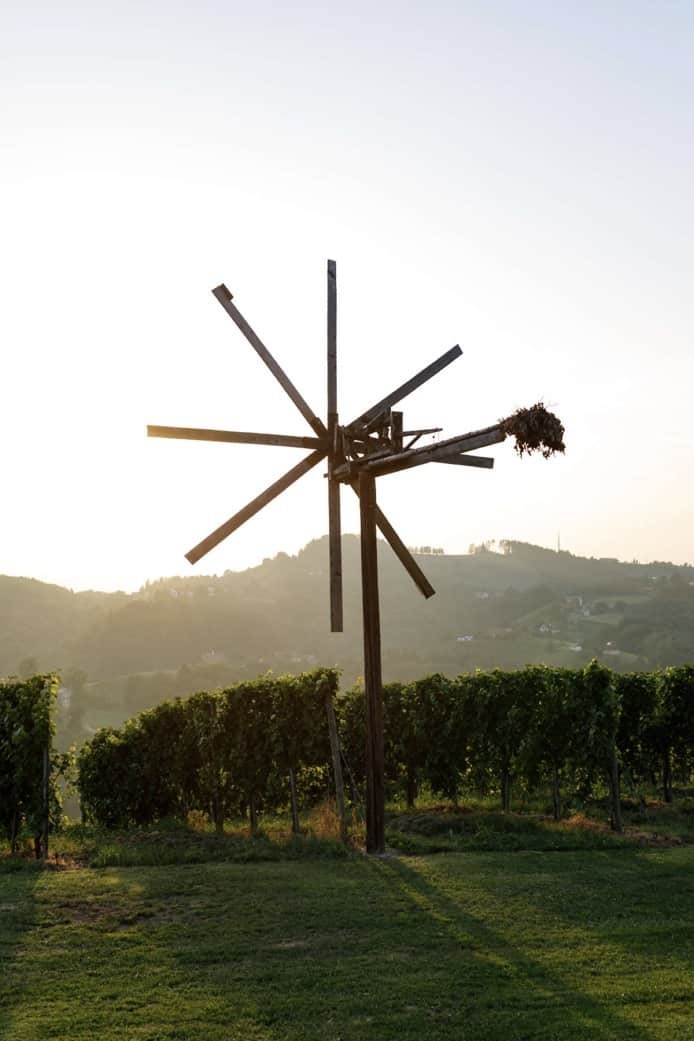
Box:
(5, 790), (692, 870)
(386, 809), (633, 853)
(1, 818), (351, 869)
(385, 795), (694, 853)
(2, 849), (694, 1040)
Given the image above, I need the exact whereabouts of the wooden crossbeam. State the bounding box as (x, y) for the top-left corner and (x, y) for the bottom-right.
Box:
(401, 427), (442, 437)
(147, 425), (326, 450)
(185, 449), (326, 564)
(349, 345), (462, 432)
(435, 454), (494, 469)
(212, 284), (327, 437)
(335, 425), (506, 481)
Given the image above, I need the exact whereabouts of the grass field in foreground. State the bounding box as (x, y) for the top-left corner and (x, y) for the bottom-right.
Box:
(1, 849), (694, 1041)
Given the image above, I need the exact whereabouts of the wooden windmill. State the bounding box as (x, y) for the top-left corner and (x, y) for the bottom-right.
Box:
(148, 260), (565, 853)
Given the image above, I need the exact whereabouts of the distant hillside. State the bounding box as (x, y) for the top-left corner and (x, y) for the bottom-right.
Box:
(3, 537), (694, 744)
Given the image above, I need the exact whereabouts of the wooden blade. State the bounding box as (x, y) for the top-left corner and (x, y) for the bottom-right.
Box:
(327, 260), (337, 419)
(148, 425), (326, 450)
(186, 449), (326, 564)
(435, 454), (494, 468)
(328, 479), (343, 631)
(348, 482), (435, 598)
(349, 345), (462, 432)
(212, 283), (327, 437)
(326, 259), (343, 632)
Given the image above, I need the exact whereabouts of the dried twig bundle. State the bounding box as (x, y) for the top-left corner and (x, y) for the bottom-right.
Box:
(501, 402), (565, 459)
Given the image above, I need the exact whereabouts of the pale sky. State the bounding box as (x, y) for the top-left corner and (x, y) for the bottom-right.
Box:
(3, 1), (693, 591)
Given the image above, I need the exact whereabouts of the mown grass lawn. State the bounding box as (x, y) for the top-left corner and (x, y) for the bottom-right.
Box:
(1, 848), (693, 1041)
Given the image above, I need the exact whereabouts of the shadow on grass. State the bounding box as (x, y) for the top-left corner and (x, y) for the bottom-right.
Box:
(123, 854), (662, 1041)
(450, 847), (694, 986)
(0, 850), (676, 1041)
(376, 856), (656, 1041)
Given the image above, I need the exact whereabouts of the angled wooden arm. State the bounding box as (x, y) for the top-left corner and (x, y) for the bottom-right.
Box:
(148, 425), (326, 450)
(186, 449), (326, 564)
(349, 345), (462, 432)
(212, 284), (327, 437)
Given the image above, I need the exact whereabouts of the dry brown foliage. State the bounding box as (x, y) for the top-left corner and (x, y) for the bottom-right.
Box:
(501, 402), (566, 459)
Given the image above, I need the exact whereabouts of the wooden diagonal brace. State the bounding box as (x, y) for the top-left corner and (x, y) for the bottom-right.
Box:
(348, 481), (435, 598)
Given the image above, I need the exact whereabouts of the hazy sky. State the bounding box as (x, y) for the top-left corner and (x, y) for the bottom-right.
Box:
(3, 2), (693, 591)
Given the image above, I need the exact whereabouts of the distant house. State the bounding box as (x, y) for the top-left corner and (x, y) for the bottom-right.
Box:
(457, 635), (474, 642)
(201, 650), (227, 665)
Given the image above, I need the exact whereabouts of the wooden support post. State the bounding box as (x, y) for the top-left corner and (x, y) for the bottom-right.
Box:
(324, 682), (348, 844)
(289, 768), (300, 835)
(359, 472), (385, 854)
(41, 742), (49, 861)
(608, 746), (623, 833)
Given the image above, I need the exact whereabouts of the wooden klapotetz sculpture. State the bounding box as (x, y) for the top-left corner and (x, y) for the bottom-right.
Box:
(148, 260), (565, 853)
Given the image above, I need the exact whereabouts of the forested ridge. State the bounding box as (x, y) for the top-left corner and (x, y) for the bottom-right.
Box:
(3, 536), (694, 750)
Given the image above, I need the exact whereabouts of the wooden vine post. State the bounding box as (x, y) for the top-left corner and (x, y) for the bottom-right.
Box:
(148, 260), (565, 854)
(323, 680), (348, 844)
(41, 741), (49, 861)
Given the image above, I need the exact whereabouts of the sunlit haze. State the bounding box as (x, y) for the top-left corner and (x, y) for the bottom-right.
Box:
(3, 2), (693, 591)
